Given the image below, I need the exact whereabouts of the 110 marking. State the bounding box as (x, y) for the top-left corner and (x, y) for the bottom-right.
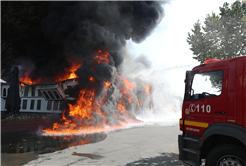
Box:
(196, 104), (211, 113)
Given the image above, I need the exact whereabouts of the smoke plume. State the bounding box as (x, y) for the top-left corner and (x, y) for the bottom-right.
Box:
(15, 1), (164, 92)
(7, 1), (167, 134)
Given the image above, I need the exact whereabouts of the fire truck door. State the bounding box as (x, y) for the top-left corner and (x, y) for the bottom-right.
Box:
(184, 66), (228, 135)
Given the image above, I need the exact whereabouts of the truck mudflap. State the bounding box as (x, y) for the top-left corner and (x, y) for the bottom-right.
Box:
(178, 134), (201, 166)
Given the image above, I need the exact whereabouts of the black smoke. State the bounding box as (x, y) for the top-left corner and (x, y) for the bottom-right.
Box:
(44, 1), (164, 95)
(10, 1), (164, 84)
(9, 2), (165, 123)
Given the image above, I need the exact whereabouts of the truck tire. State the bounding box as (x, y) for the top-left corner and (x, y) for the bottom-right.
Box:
(205, 144), (246, 166)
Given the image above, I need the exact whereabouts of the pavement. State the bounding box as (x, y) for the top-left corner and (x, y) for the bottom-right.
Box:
(19, 124), (189, 166)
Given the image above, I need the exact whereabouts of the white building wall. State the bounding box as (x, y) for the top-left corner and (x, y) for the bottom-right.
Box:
(1, 84), (63, 113)
(0, 97), (5, 111)
(20, 98), (63, 113)
(1, 84), (9, 112)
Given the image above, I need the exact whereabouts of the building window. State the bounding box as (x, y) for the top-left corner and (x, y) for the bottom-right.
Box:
(3, 88), (6, 96)
(22, 100), (28, 109)
(38, 90), (42, 97)
(24, 87), (29, 96)
(37, 100), (41, 110)
(31, 87), (35, 96)
(30, 100), (35, 110)
(48, 91), (55, 99)
(43, 91), (50, 100)
(53, 91), (60, 99)
(53, 101), (58, 110)
(59, 101), (64, 110)
(47, 101), (52, 110)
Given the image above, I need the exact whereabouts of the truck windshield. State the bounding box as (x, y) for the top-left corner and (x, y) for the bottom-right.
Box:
(191, 70), (223, 100)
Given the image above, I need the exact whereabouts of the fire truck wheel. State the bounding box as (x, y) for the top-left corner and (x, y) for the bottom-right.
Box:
(205, 144), (246, 166)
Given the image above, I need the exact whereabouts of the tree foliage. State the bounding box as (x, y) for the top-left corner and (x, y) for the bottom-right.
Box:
(1, 1), (50, 69)
(187, 1), (246, 63)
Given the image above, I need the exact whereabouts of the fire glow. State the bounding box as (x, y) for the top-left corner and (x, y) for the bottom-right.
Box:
(41, 50), (140, 135)
(19, 72), (41, 87)
(136, 84), (154, 110)
(55, 56), (83, 82)
(12, 1), (167, 137)
(19, 57), (83, 85)
(18, 51), (156, 136)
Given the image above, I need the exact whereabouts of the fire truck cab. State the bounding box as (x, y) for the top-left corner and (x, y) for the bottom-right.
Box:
(178, 56), (246, 166)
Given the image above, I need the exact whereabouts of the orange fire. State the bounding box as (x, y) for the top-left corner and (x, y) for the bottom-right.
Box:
(146, 84), (154, 110)
(55, 57), (83, 82)
(136, 84), (154, 110)
(145, 84), (150, 94)
(43, 50), (139, 135)
(67, 137), (90, 148)
(19, 72), (41, 87)
(19, 56), (82, 86)
(137, 97), (143, 107)
(52, 133), (107, 149)
(122, 78), (135, 103)
(104, 81), (111, 91)
(92, 50), (110, 65)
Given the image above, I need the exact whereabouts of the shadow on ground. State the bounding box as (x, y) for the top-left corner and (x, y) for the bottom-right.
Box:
(125, 152), (188, 166)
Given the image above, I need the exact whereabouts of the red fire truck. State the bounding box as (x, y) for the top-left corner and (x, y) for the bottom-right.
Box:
(178, 56), (246, 166)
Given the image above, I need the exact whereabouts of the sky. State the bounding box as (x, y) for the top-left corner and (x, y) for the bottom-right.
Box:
(127, 0), (237, 68)
(121, 0), (237, 121)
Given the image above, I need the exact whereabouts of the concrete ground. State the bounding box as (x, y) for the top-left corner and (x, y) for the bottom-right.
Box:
(19, 125), (189, 166)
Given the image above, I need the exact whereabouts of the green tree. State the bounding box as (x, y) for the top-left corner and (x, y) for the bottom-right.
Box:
(187, 1), (246, 63)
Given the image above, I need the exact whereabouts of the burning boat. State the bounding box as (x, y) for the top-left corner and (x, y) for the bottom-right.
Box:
(1, 65), (154, 135)
(1, 1), (163, 135)
(1, 77), (154, 115)
(1, 78), (78, 117)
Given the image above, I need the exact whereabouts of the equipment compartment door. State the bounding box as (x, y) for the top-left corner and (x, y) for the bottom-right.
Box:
(243, 63), (246, 128)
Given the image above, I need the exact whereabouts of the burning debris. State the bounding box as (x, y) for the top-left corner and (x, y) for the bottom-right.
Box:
(9, 1), (165, 135)
(136, 84), (154, 110)
(42, 50), (140, 135)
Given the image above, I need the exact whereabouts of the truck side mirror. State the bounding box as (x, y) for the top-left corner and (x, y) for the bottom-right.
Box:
(184, 71), (192, 101)
(191, 89), (194, 96)
(186, 71), (191, 81)
(184, 70), (198, 102)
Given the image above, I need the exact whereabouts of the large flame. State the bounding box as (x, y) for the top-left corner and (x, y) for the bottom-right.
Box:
(19, 56), (83, 85)
(55, 56), (83, 82)
(136, 84), (154, 109)
(19, 72), (41, 87)
(43, 50), (139, 135)
(146, 84), (154, 109)
(19, 72), (41, 84)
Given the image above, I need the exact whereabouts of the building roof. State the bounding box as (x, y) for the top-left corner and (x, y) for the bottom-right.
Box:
(1, 79), (6, 83)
